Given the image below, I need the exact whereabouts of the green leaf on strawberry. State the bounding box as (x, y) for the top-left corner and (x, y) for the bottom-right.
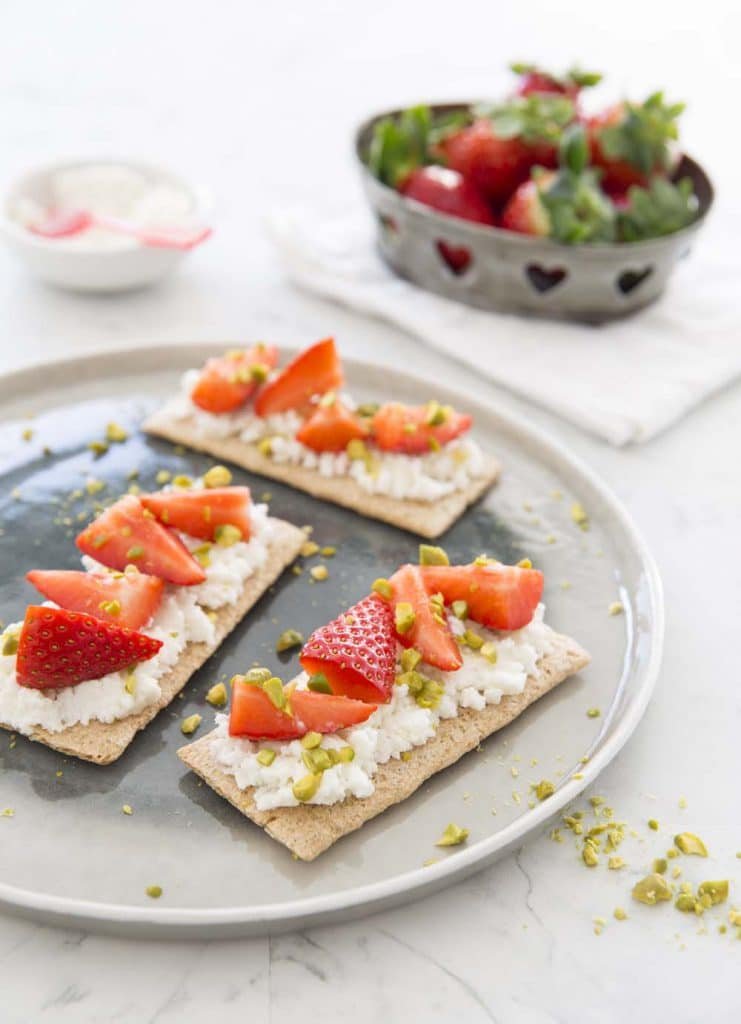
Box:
(538, 125), (617, 243)
(477, 94), (576, 144)
(617, 176), (698, 241)
(509, 62), (602, 90)
(368, 106), (470, 187)
(599, 92), (685, 174)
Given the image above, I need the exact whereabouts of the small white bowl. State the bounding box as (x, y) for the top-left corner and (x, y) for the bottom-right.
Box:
(1, 159), (210, 293)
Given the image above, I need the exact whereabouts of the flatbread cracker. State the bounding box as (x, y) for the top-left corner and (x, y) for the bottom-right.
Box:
(178, 631), (590, 860)
(1, 519), (305, 765)
(144, 409), (500, 538)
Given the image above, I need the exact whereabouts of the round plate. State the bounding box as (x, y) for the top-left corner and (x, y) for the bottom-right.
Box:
(0, 344), (663, 938)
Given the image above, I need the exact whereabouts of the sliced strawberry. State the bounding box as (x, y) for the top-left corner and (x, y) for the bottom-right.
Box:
(191, 344), (278, 414)
(141, 487), (252, 542)
(296, 397), (368, 453)
(371, 402), (472, 455)
(254, 338), (343, 417)
(228, 682), (375, 740)
(390, 564), (462, 672)
(399, 166), (496, 227)
(419, 563), (544, 631)
(26, 568), (164, 630)
(300, 593), (397, 704)
(501, 176), (552, 236)
(76, 495), (206, 586)
(15, 605), (163, 690)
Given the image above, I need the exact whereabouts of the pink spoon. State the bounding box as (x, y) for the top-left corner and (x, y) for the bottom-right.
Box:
(28, 209), (212, 250)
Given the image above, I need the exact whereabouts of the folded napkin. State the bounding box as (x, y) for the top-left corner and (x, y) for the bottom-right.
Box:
(267, 208), (741, 446)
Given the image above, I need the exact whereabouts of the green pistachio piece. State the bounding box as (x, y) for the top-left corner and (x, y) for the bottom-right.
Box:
(435, 823), (469, 847)
(99, 599), (121, 616)
(192, 543), (212, 567)
(461, 629), (484, 651)
(356, 402), (380, 418)
(276, 628), (304, 653)
(202, 465), (233, 488)
(307, 673), (333, 694)
(300, 540), (319, 557)
(263, 676), (287, 711)
(257, 437), (273, 457)
(105, 422), (128, 443)
(371, 577), (393, 600)
(415, 678), (445, 710)
(256, 748), (277, 767)
(206, 682), (228, 707)
(451, 600), (468, 620)
(346, 438), (369, 461)
(145, 885), (163, 899)
(320, 546), (336, 557)
(242, 667), (273, 685)
(400, 648), (422, 672)
(534, 780), (555, 801)
(473, 554), (490, 566)
(292, 773), (322, 802)
(310, 565), (329, 582)
(653, 858), (668, 875)
(155, 469), (171, 485)
(424, 401), (448, 427)
(395, 602), (416, 635)
(126, 545), (145, 561)
(570, 501), (589, 530)
(480, 641), (498, 664)
(582, 844), (599, 867)
(697, 880), (729, 906)
(334, 746), (355, 764)
(2, 634), (19, 657)
(418, 544), (450, 566)
(249, 362), (269, 383)
(301, 731), (322, 750)
(631, 873), (672, 905)
(180, 714), (202, 736)
(302, 748), (333, 773)
(396, 670), (424, 695)
(674, 893), (699, 913)
(172, 474), (193, 488)
(674, 832), (708, 856)
(214, 524), (242, 548)
(614, 907), (627, 921)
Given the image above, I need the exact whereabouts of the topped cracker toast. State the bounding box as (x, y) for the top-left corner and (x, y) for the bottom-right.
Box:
(0, 467), (303, 764)
(144, 338), (500, 538)
(178, 545), (590, 860)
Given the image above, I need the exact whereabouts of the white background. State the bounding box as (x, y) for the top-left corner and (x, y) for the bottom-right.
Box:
(1, 2), (740, 1021)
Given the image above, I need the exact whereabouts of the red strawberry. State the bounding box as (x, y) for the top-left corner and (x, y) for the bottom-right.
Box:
(510, 63), (602, 101)
(296, 396), (369, 453)
(255, 338), (343, 417)
(191, 344), (278, 414)
(26, 568), (164, 631)
(501, 176), (552, 236)
(141, 487), (252, 543)
(228, 684), (375, 741)
(437, 120), (532, 206)
(371, 402), (472, 455)
(399, 166), (495, 227)
(15, 605), (163, 690)
(76, 495), (206, 586)
(419, 562), (543, 631)
(390, 564), (462, 672)
(300, 593), (397, 704)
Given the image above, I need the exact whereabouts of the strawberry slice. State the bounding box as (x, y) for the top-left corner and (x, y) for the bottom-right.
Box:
(300, 593), (397, 703)
(26, 568), (164, 630)
(228, 683), (375, 740)
(371, 402), (472, 455)
(141, 487), (252, 542)
(76, 495), (206, 586)
(15, 605), (163, 690)
(254, 338), (343, 417)
(390, 564), (462, 672)
(419, 563), (544, 631)
(296, 397), (368, 453)
(191, 344), (278, 414)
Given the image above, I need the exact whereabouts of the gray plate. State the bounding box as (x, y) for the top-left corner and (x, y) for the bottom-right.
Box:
(0, 344), (663, 938)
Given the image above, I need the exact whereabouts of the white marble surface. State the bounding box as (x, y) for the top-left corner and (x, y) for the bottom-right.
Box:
(0, 2), (740, 1021)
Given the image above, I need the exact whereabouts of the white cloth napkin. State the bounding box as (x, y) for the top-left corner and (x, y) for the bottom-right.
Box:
(267, 207), (741, 446)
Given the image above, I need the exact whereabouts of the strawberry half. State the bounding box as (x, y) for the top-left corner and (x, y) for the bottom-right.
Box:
(228, 684), (375, 741)
(501, 176), (552, 236)
(15, 605), (163, 690)
(371, 402), (472, 455)
(419, 562), (543, 631)
(26, 568), (164, 631)
(300, 593), (397, 704)
(296, 396), (368, 453)
(390, 564), (462, 672)
(141, 487), (252, 542)
(191, 344), (278, 414)
(255, 338), (343, 417)
(399, 166), (495, 227)
(76, 495), (206, 586)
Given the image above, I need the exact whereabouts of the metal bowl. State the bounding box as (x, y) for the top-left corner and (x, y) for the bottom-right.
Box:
(355, 103), (715, 324)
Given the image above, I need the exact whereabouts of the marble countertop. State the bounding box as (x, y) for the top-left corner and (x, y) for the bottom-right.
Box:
(0, 2), (739, 1021)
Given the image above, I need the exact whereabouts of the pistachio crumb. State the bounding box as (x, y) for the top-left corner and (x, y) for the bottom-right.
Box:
(306, 672), (332, 694)
(309, 564), (329, 582)
(534, 780), (555, 801)
(276, 628), (304, 653)
(155, 469), (171, 485)
(371, 578), (393, 600)
(256, 749), (277, 767)
(395, 602), (415, 634)
(586, 707), (601, 718)
(614, 907), (627, 921)
(582, 845), (599, 868)
(300, 540), (320, 557)
(608, 601), (624, 616)
(320, 546), (336, 557)
(418, 544), (449, 566)
(570, 502), (589, 530)
(632, 873), (672, 905)
(206, 682), (228, 707)
(203, 465), (233, 488)
(608, 856), (625, 870)
(292, 773), (322, 802)
(435, 823), (469, 847)
(122, 804), (133, 816)
(181, 713), (202, 736)
(105, 422), (128, 443)
(1, 808), (15, 818)
(674, 832), (708, 857)
(648, 819), (659, 831)
(145, 885), (162, 899)
(653, 858), (668, 875)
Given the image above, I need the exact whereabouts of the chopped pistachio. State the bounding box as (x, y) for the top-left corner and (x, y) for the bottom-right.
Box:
(88, 440), (109, 457)
(400, 750), (412, 762)
(534, 780), (555, 801)
(675, 832), (708, 857)
(435, 823), (469, 847)
(122, 804), (133, 815)
(346, 438), (370, 463)
(263, 676), (287, 710)
(570, 502), (589, 530)
(242, 667), (273, 685)
(105, 422), (128, 443)
(309, 564), (329, 582)
(395, 602), (416, 634)
(653, 858), (668, 875)
(678, 797), (687, 809)
(460, 628), (484, 651)
(582, 845), (599, 867)
(632, 873), (672, 905)
(86, 477), (105, 495)
(480, 641), (498, 664)
(614, 907), (627, 921)
(172, 474), (193, 488)
(451, 600), (468, 620)
(124, 672), (137, 696)
(330, 746), (355, 764)
(371, 577), (393, 600)
(517, 557), (533, 569)
(126, 545), (145, 561)
(257, 437), (273, 457)
(192, 542), (212, 567)
(400, 648), (422, 672)
(214, 524), (242, 547)
(697, 880), (729, 906)
(99, 599), (121, 617)
(473, 554), (489, 566)
(418, 544), (449, 566)
(586, 707), (601, 719)
(292, 773), (322, 802)
(608, 601), (624, 616)
(155, 469), (171, 485)
(608, 856), (626, 870)
(291, 565), (303, 576)
(203, 465), (233, 488)
(320, 546), (337, 558)
(21, 427), (34, 442)
(145, 885), (162, 899)
(648, 819), (659, 831)
(300, 540), (320, 557)
(276, 628), (304, 653)
(414, 677), (444, 710)
(206, 682), (228, 708)
(2, 634), (19, 657)
(256, 748), (277, 767)
(356, 402), (379, 418)
(666, 848), (678, 859)
(675, 893), (698, 914)
(424, 400), (448, 426)
(302, 748), (333, 773)
(301, 731), (322, 750)
(181, 713), (202, 736)
(1, 808), (15, 818)
(249, 363), (269, 383)
(307, 673), (332, 694)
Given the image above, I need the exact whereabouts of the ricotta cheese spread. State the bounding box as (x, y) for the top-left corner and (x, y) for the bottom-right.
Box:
(209, 605), (556, 811)
(0, 503), (276, 734)
(160, 370), (488, 503)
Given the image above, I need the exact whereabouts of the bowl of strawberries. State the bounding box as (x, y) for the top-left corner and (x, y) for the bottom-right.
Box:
(355, 63), (714, 322)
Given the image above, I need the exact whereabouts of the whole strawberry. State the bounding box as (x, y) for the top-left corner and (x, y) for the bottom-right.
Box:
(510, 62), (602, 101)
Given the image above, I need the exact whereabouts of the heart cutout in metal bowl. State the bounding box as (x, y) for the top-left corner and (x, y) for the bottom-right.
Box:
(526, 263), (567, 293)
(436, 240), (472, 275)
(617, 266), (654, 295)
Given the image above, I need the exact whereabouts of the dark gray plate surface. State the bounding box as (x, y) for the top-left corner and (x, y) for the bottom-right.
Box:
(0, 345), (662, 937)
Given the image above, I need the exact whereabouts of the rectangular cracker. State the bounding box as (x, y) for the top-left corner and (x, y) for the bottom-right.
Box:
(144, 409), (500, 538)
(1, 519), (305, 766)
(178, 632), (590, 860)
